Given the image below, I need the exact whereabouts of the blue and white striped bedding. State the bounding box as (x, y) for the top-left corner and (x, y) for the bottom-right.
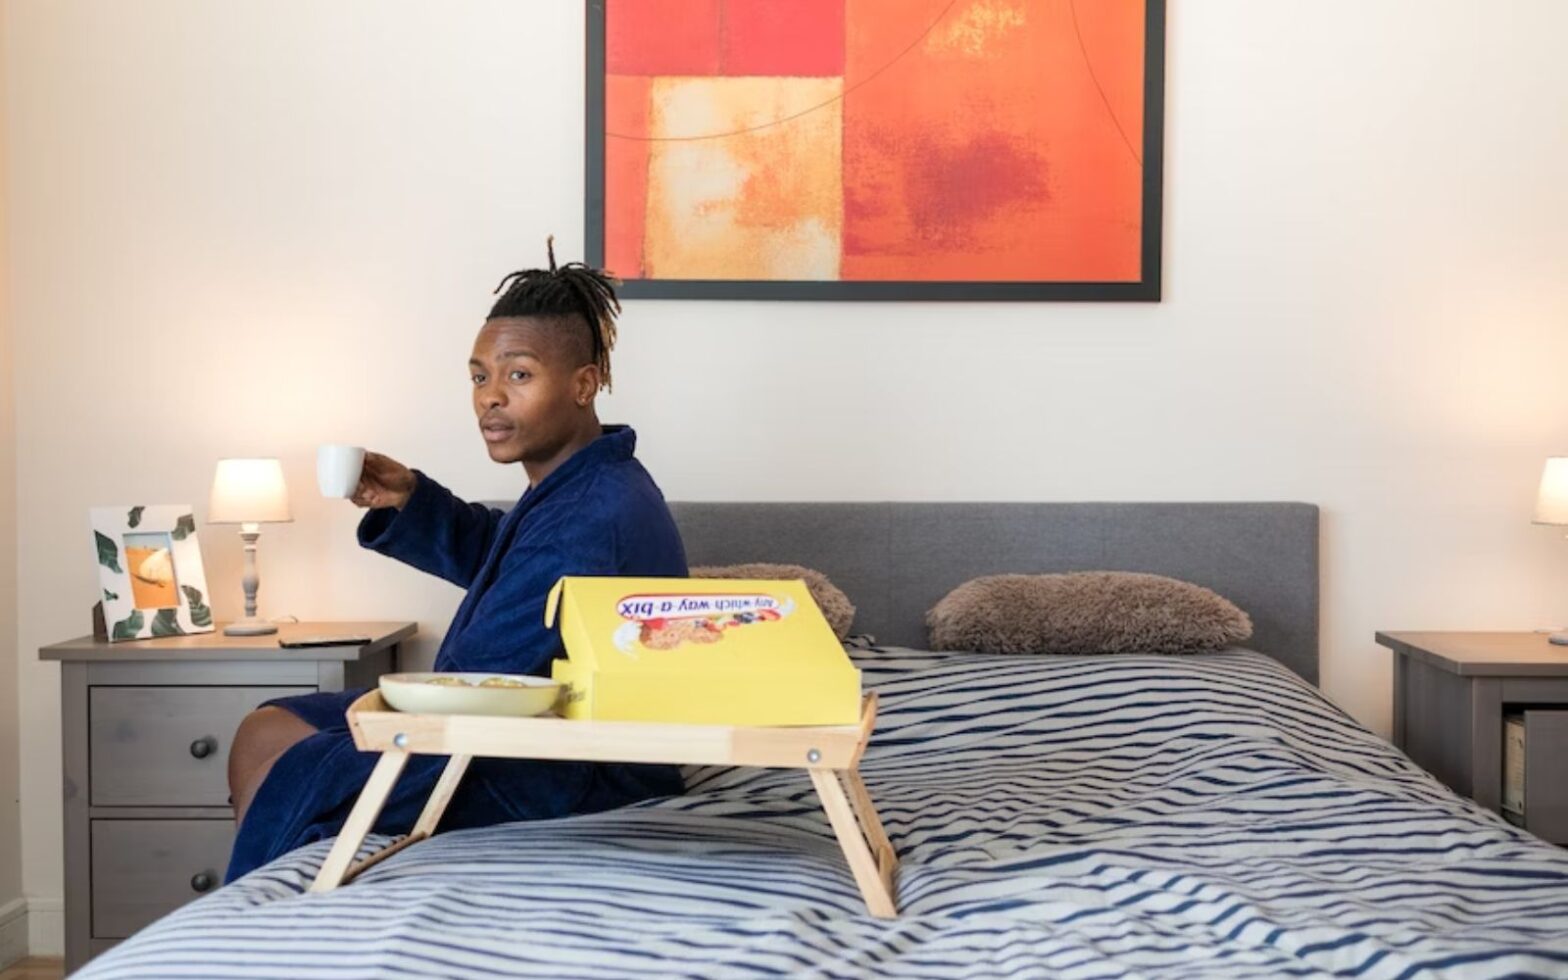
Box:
(80, 649), (1568, 979)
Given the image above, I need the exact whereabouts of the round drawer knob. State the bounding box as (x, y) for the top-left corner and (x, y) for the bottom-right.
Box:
(190, 871), (216, 893)
(189, 736), (218, 760)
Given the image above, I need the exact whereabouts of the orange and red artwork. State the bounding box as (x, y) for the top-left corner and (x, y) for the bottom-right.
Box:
(587, 0), (1164, 300)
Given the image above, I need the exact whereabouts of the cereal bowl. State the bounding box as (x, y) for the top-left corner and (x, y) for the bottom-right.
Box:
(378, 673), (561, 717)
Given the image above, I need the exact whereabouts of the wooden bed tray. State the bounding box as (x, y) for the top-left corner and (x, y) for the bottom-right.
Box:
(308, 691), (900, 918)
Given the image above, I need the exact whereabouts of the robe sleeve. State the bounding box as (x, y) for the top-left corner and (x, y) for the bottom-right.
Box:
(356, 469), (505, 590)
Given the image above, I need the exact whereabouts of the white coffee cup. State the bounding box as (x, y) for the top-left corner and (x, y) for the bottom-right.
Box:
(317, 444), (366, 498)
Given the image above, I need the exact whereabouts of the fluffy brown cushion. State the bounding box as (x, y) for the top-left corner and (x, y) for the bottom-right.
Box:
(926, 572), (1252, 655)
(690, 562), (856, 640)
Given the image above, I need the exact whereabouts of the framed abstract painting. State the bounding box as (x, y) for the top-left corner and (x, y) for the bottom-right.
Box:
(586, 0), (1165, 301)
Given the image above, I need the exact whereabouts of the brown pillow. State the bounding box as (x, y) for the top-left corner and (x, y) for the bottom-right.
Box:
(926, 572), (1252, 655)
(689, 563), (856, 640)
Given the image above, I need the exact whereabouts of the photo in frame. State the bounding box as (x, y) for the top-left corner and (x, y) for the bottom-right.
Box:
(586, 0), (1166, 301)
(90, 504), (215, 641)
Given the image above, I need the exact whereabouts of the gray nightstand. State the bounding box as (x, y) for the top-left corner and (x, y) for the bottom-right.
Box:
(41, 621), (415, 973)
(1375, 631), (1568, 845)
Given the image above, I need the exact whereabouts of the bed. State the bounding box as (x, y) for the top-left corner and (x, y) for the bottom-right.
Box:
(76, 503), (1568, 979)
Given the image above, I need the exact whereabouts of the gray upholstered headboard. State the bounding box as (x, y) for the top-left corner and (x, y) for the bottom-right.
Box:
(665, 502), (1321, 685)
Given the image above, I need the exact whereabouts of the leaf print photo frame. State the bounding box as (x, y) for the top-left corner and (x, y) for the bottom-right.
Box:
(90, 504), (215, 641)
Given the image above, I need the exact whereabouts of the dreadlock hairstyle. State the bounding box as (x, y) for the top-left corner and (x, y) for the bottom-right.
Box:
(489, 236), (621, 392)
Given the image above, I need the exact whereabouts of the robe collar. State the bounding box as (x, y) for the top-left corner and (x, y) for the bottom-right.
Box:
(519, 424), (636, 506)
(441, 424), (640, 646)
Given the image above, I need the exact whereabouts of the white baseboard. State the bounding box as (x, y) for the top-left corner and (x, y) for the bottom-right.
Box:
(0, 897), (28, 969)
(26, 897), (63, 958)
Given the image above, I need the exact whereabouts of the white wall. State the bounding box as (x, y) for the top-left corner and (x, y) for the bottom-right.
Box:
(6, 0), (1568, 929)
(0, 3), (22, 963)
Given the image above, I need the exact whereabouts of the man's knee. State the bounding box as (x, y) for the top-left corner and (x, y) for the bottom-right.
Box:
(232, 705), (313, 758)
(228, 706), (315, 799)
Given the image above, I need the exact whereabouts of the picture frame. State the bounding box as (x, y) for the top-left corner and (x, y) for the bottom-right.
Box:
(585, 0), (1166, 301)
(90, 504), (215, 641)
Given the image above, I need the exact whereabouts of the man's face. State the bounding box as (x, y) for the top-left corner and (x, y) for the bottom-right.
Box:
(469, 317), (589, 466)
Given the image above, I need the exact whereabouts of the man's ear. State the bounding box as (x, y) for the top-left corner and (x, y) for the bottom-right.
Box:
(573, 363), (601, 406)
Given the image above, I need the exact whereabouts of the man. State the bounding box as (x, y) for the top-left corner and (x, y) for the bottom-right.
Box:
(225, 244), (688, 882)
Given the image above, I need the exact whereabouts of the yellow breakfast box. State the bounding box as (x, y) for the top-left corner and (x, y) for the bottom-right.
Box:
(545, 576), (861, 726)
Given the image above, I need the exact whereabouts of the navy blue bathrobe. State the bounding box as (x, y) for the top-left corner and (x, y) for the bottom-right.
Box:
(226, 425), (689, 882)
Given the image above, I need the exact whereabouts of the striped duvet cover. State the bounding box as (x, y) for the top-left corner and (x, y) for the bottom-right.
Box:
(80, 649), (1568, 979)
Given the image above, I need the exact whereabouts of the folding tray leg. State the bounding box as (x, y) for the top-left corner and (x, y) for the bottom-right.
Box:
(840, 768), (898, 875)
(809, 768), (898, 919)
(412, 753), (472, 837)
(309, 750), (408, 893)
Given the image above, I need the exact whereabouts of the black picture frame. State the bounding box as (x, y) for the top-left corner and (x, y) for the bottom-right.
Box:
(584, 0), (1165, 302)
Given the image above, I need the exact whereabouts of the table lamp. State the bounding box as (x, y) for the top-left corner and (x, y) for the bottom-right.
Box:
(208, 457), (294, 636)
(1532, 456), (1568, 645)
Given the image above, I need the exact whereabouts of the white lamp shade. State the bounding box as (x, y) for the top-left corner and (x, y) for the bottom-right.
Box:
(208, 458), (294, 524)
(1534, 457), (1568, 526)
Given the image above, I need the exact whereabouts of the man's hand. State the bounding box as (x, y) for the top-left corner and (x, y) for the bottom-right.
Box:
(351, 452), (417, 511)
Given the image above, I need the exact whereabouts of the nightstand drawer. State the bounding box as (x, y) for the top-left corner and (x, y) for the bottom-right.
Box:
(91, 819), (234, 938)
(1523, 710), (1568, 844)
(90, 686), (311, 806)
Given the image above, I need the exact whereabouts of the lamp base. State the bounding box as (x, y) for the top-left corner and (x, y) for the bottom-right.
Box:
(225, 617), (278, 636)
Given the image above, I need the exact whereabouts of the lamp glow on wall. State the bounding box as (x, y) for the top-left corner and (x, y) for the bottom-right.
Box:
(208, 458), (293, 636)
(1533, 456), (1568, 646)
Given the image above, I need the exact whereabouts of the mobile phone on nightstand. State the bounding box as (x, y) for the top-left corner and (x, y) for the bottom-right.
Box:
(279, 634), (373, 649)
